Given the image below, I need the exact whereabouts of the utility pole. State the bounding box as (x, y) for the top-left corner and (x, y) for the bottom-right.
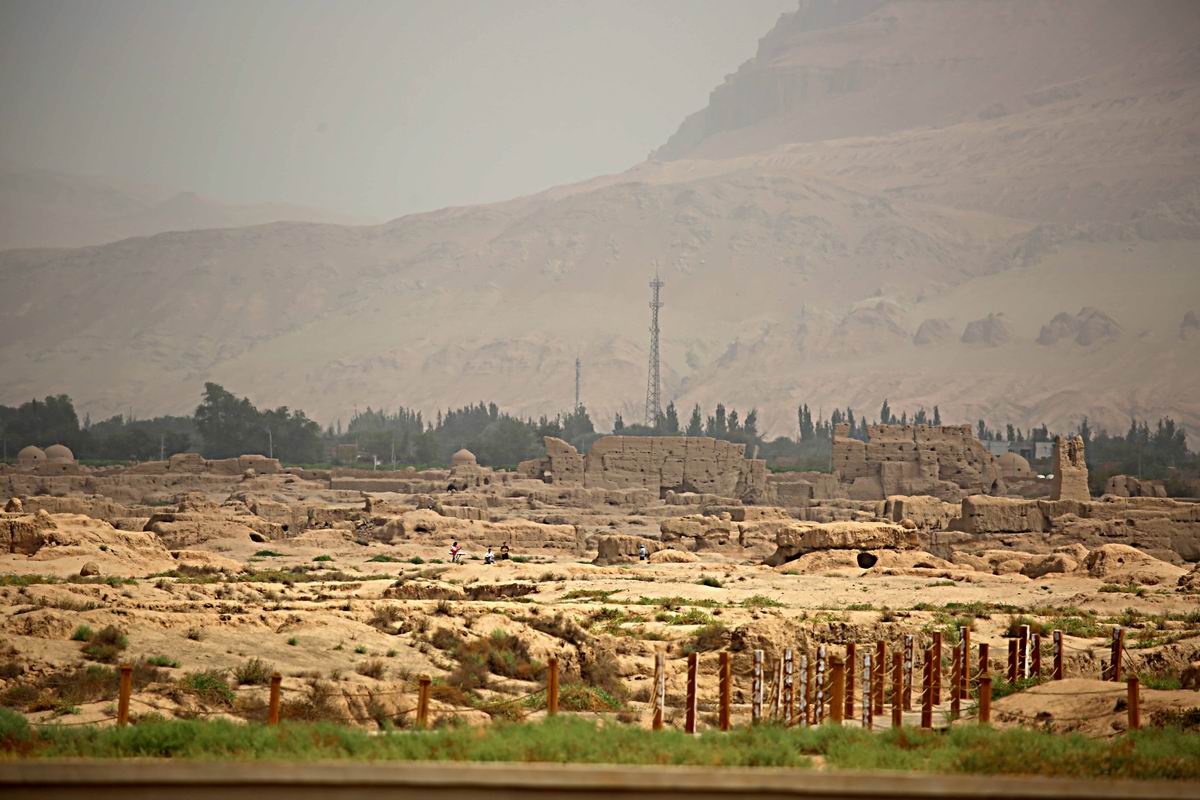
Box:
(575, 356), (582, 412)
(644, 268), (664, 429)
(265, 427), (273, 459)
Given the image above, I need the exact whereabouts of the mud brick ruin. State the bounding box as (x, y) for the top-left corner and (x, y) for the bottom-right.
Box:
(519, 435), (771, 503)
(831, 423), (1007, 501)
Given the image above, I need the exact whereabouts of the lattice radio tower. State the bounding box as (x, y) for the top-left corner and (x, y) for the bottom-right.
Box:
(644, 269), (664, 428)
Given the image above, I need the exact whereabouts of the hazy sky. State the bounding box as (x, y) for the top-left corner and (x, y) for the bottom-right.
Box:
(0, 0), (795, 220)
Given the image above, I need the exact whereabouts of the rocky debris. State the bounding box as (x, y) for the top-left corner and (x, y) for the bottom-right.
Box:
(764, 521), (918, 567)
(960, 313), (1012, 346)
(5, 497), (22, 512)
(883, 495), (960, 530)
(78, 562), (99, 577)
(1037, 307), (1122, 346)
(1020, 544), (1089, 578)
(170, 549), (243, 573)
(1084, 544), (1186, 585)
(1179, 564), (1200, 593)
(769, 471), (846, 504)
(1104, 475), (1167, 498)
(592, 534), (660, 565)
(912, 317), (952, 346)
(1051, 435), (1089, 502)
(953, 495), (1051, 533)
(465, 583), (538, 601)
(660, 515), (733, 549)
(0, 509), (57, 555)
(372, 510), (576, 551)
(648, 548), (699, 563)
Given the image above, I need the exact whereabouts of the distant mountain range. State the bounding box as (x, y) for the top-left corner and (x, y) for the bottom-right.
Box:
(2, 0), (1198, 438)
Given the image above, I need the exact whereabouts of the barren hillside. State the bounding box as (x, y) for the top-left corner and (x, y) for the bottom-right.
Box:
(1, 0), (1198, 436)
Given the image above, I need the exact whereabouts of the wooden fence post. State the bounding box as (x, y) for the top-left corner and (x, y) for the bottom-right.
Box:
(718, 651), (731, 732)
(117, 663), (132, 727)
(891, 652), (902, 728)
(903, 635), (914, 711)
(830, 656), (845, 725)
(1007, 638), (1018, 682)
(1127, 676), (1140, 730)
(920, 649), (933, 729)
(1018, 624), (1030, 679)
(547, 657), (560, 716)
(752, 649), (763, 723)
(862, 654), (872, 730)
(417, 675), (431, 729)
(1110, 627), (1125, 682)
(979, 676), (991, 724)
(873, 641), (885, 715)
(960, 627), (971, 695)
(816, 645), (827, 723)
(800, 652), (810, 726)
(653, 651), (665, 731)
(931, 631), (942, 705)
(685, 652), (698, 734)
(1052, 630), (1063, 680)
(845, 643), (856, 719)
(950, 641), (961, 717)
(268, 672), (282, 725)
(1030, 633), (1041, 679)
(783, 648), (794, 724)
(978, 643), (989, 680)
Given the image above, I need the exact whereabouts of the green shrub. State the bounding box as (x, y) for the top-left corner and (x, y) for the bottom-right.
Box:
(699, 576), (722, 588)
(313, 555), (334, 562)
(742, 595), (784, 608)
(183, 670), (235, 706)
(0, 707), (32, 753)
(684, 622), (727, 653)
(70, 625), (94, 642)
(233, 658), (274, 686)
(252, 550), (284, 558)
(81, 625), (127, 663)
(144, 655), (180, 668)
(407, 556), (425, 564)
(367, 555), (402, 563)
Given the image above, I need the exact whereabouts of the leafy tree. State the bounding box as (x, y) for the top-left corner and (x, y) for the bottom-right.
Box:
(661, 402), (680, 435)
(612, 413), (625, 433)
(880, 399), (892, 426)
(932, 406), (941, 426)
(686, 404), (703, 436)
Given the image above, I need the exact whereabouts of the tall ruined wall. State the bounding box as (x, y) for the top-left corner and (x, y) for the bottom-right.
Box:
(530, 436), (770, 503)
(832, 423), (1005, 500)
(1051, 435), (1090, 501)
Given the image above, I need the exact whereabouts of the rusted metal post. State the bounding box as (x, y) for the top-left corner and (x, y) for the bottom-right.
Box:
(685, 652), (698, 734)
(268, 672), (282, 725)
(1127, 675), (1140, 730)
(830, 656), (845, 725)
(891, 651), (902, 728)
(844, 643), (856, 719)
(718, 651), (731, 732)
(979, 676), (992, 724)
(920, 649), (933, 729)
(548, 657), (560, 716)
(1007, 638), (1018, 682)
(1030, 633), (1041, 679)
(1052, 630), (1063, 680)
(931, 631), (942, 704)
(417, 675), (431, 729)
(117, 664), (132, 727)
(653, 652), (665, 731)
(873, 640), (885, 714)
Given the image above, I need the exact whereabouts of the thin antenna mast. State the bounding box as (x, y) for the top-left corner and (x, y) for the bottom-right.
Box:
(575, 356), (582, 412)
(644, 268), (664, 428)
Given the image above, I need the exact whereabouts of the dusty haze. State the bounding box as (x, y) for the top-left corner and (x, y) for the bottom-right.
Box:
(1, 0), (1199, 438)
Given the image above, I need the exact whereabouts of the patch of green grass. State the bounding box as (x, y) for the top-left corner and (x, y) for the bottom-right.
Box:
(354, 645), (367, 655)
(560, 589), (618, 602)
(632, 596), (720, 609)
(1139, 673), (1182, 691)
(70, 625), (94, 642)
(367, 555), (403, 563)
(252, 550), (284, 558)
(0, 574), (135, 588)
(1099, 583), (1147, 597)
(511, 556), (532, 563)
(655, 609), (714, 626)
(846, 603), (876, 611)
(698, 576), (722, 589)
(286, 637), (298, 646)
(11, 716), (1200, 780)
(80, 625), (127, 663)
(312, 555), (334, 562)
(407, 556), (425, 565)
(144, 655), (180, 668)
(741, 595), (784, 608)
(182, 670), (236, 706)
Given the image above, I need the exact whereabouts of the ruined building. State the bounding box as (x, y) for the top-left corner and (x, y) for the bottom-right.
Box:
(832, 423), (1006, 501)
(519, 435), (771, 503)
(1050, 434), (1090, 501)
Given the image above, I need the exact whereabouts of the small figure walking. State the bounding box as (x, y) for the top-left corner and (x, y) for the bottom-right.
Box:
(638, 543), (648, 562)
(484, 545), (495, 565)
(449, 541), (463, 564)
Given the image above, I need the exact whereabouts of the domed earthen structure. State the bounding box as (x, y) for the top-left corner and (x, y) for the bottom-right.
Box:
(997, 451), (1032, 479)
(44, 444), (75, 463)
(450, 448), (477, 467)
(17, 445), (46, 467)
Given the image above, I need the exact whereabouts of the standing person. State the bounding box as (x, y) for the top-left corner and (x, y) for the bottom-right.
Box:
(500, 543), (510, 561)
(484, 545), (495, 565)
(638, 543), (648, 562)
(449, 541), (462, 564)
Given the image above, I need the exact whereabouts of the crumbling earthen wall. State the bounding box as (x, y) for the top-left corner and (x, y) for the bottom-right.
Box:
(832, 423), (1005, 501)
(526, 435), (771, 503)
(1051, 435), (1090, 501)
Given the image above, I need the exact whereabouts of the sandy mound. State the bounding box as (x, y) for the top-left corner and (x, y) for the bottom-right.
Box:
(1085, 544), (1186, 585)
(649, 548), (698, 564)
(0, 512), (174, 575)
(988, 678), (1200, 736)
